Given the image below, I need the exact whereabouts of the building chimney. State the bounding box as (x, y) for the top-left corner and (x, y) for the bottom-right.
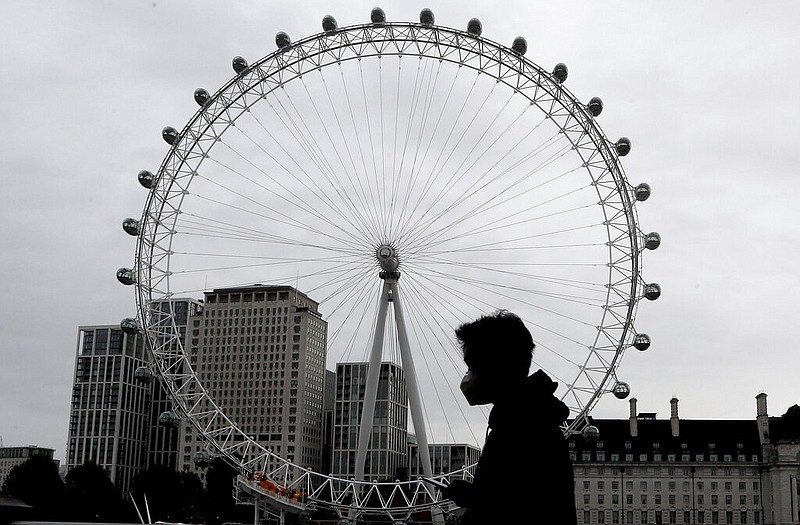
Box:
(756, 393), (770, 444)
(629, 398), (638, 437)
(670, 397), (680, 437)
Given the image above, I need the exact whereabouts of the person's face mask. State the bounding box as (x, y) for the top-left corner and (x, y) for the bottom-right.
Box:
(460, 370), (493, 406)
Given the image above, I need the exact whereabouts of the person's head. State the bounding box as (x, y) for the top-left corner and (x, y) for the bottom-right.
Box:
(455, 310), (534, 405)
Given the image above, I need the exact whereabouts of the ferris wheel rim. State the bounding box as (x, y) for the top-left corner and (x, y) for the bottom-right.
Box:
(129, 17), (647, 519)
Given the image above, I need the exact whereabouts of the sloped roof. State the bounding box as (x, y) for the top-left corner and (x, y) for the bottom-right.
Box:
(569, 418), (761, 457)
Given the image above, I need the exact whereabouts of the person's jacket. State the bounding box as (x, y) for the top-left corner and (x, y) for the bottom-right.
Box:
(459, 369), (578, 524)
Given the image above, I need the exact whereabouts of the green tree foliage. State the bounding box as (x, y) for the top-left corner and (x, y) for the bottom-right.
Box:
(0, 454), (65, 518)
(130, 464), (205, 523)
(204, 456), (239, 524)
(64, 461), (124, 521)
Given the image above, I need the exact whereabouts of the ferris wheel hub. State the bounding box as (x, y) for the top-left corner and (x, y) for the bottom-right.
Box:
(376, 244), (400, 273)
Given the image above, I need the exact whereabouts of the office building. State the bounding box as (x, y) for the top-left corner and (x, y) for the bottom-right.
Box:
(0, 446), (57, 488)
(408, 441), (480, 479)
(144, 298), (203, 469)
(179, 284), (328, 473)
(332, 361), (408, 480)
(65, 299), (201, 491)
(66, 325), (149, 493)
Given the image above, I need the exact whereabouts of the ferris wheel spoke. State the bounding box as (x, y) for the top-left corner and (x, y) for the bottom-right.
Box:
(390, 72), (497, 241)
(263, 82), (380, 240)
(226, 112), (377, 243)
(391, 58), (448, 235)
(394, 63), (462, 235)
(185, 182), (368, 253)
(401, 142), (579, 251)
(395, 276), (486, 445)
(408, 261), (607, 312)
(408, 254), (607, 296)
(312, 70), (384, 239)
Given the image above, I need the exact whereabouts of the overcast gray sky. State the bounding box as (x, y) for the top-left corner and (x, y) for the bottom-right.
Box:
(1, 1), (798, 463)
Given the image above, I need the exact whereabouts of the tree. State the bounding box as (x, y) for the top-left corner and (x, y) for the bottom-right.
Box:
(204, 456), (239, 524)
(1, 454), (65, 519)
(130, 464), (205, 523)
(64, 461), (124, 521)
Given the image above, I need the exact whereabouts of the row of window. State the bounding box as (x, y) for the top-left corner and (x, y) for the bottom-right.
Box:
(581, 492), (759, 506)
(580, 509), (760, 524)
(573, 451), (758, 462)
(581, 480), (759, 493)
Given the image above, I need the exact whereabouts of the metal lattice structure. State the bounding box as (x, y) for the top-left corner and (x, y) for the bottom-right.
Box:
(119, 10), (658, 522)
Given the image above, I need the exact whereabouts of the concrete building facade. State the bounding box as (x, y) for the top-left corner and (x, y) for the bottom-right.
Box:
(179, 284), (328, 473)
(0, 446), (56, 488)
(571, 395), (800, 525)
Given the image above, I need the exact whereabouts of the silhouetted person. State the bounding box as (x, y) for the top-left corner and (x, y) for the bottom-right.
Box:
(443, 310), (577, 524)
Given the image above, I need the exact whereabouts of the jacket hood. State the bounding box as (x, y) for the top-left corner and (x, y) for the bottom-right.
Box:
(488, 369), (570, 430)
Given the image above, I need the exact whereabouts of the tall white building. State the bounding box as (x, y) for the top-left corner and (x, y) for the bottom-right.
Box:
(65, 299), (200, 490)
(179, 284), (328, 472)
(66, 325), (149, 493)
(332, 361), (408, 480)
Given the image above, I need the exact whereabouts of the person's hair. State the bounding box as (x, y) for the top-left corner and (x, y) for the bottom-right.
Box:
(455, 310), (534, 378)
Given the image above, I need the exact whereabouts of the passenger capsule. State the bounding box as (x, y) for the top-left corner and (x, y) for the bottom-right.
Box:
(232, 55), (248, 74)
(511, 36), (527, 55)
(158, 410), (179, 428)
(371, 7), (386, 24)
(194, 88), (210, 107)
(122, 218), (140, 236)
(615, 137), (631, 156)
(134, 366), (154, 383)
(120, 317), (139, 335)
(467, 18), (482, 36)
(582, 425), (600, 442)
(634, 183), (651, 202)
(644, 232), (661, 250)
(613, 381), (631, 400)
(633, 333), (651, 351)
(419, 8), (434, 25)
(137, 170), (154, 189)
(644, 283), (661, 301)
(587, 97), (604, 117)
(322, 15), (337, 32)
(553, 63), (568, 83)
(162, 126), (178, 145)
(193, 450), (211, 469)
(116, 268), (135, 286)
(275, 31), (291, 49)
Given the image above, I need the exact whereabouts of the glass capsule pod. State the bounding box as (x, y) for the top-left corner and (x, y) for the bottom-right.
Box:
(122, 218), (140, 236)
(116, 268), (135, 286)
(419, 8), (434, 25)
(137, 170), (154, 189)
(370, 7), (386, 25)
(553, 63), (568, 83)
(613, 381), (631, 399)
(633, 333), (651, 351)
(232, 56), (248, 74)
(158, 410), (179, 428)
(322, 15), (337, 32)
(120, 317), (139, 335)
(467, 18), (482, 36)
(587, 97), (603, 117)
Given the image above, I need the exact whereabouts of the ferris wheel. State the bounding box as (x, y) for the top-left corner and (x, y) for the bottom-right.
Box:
(118, 8), (659, 522)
